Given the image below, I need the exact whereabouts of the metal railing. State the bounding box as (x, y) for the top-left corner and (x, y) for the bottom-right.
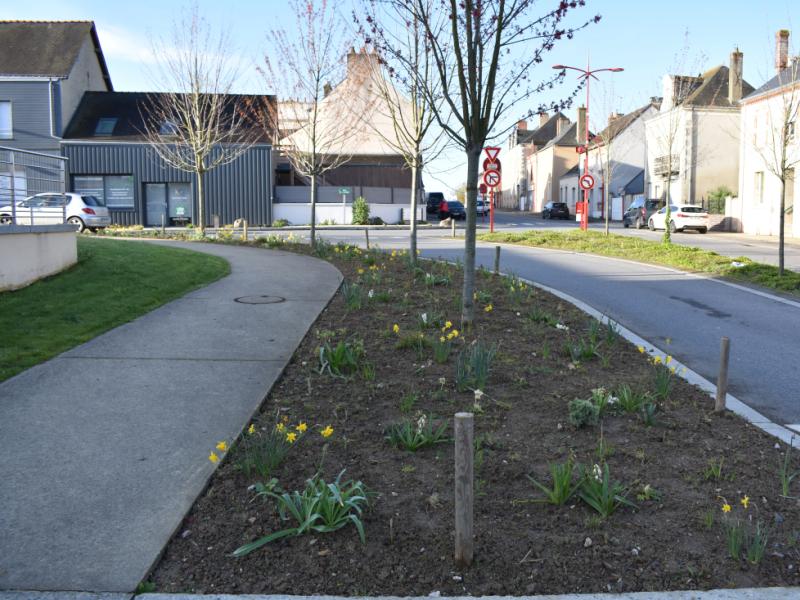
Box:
(0, 146), (67, 226)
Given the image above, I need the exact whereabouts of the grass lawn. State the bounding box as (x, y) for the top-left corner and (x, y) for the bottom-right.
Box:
(0, 237), (229, 381)
(478, 230), (800, 295)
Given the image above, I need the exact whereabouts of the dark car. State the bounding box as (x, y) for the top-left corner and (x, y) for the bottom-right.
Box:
(542, 201), (570, 219)
(426, 192), (445, 214)
(623, 198), (664, 229)
(446, 200), (466, 219)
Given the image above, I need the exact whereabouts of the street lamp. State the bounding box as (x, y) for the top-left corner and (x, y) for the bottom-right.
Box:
(553, 61), (623, 231)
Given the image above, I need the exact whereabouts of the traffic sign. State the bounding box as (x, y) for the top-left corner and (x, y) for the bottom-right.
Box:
(576, 145), (587, 154)
(483, 158), (502, 172)
(483, 169), (501, 188)
(338, 187), (351, 195)
(479, 183), (487, 195)
(484, 147), (501, 161)
(579, 174), (595, 191)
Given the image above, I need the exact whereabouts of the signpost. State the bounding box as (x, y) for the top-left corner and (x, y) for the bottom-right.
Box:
(482, 147), (501, 232)
(339, 187), (350, 224)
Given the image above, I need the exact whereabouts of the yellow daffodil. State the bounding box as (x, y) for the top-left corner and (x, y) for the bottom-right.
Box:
(296, 422), (308, 432)
(247, 424), (256, 435)
(637, 345), (645, 353)
(484, 304), (493, 313)
(666, 355), (672, 364)
(670, 366), (676, 374)
(321, 425), (334, 438)
(276, 423), (286, 433)
(721, 503), (732, 513)
(216, 441), (228, 452)
(393, 324), (400, 334)
(357, 268), (364, 274)
(452, 329), (459, 338)
(653, 356), (662, 365)
(208, 451), (219, 464)
(286, 432), (297, 443)
(741, 495), (750, 509)
(444, 320), (453, 330)
(440, 336), (446, 343)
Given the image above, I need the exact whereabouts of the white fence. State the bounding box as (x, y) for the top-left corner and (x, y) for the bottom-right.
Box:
(275, 185), (413, 204)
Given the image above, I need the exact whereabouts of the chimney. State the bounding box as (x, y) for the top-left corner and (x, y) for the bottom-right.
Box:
(576, 106), (586, 143)
(729, 47), (743, 104)
(776, 30), (790, 73)
(539, 112), (549, 127)
(346, 46), (377, 78)
(607, 112), (623, 126)
(517, 119), (528, 131)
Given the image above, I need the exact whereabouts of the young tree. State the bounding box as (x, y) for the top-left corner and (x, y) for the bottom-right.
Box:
(392, 0), (598, 324)
(249, 0), (362, 247)
(360, 0), (449, 264)
(142, 7), (254, 234)
(752, 54), (800, 276)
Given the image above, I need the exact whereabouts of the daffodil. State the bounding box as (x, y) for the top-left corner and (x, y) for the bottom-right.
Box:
(216, 441), (228, 452)
(321, 425), (334, 438)
(286, 432), (297, 443)
(276, 423), (286, 433)
(357, 268), (364, 274)
(440, 336), (446, 343)
(296, 422), (308, 432)
(653, 355), (663, 365)
(392, 324), (400, 334)
(484, 304), (493, 313)
(740, 495), (750, 509)
(666, 355), (672, 364)
(444, 320), (453, 330)
(247, 423), (256, 435)
(637, 345), (645, 353)
(722, 503), (732, 513)
(208, 451), (219, 464)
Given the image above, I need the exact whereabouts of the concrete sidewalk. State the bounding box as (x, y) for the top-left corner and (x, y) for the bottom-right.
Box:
(0, 241), (342, 593)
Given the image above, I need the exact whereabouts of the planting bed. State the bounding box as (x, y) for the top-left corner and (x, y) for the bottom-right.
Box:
(150, 240), (800, 595)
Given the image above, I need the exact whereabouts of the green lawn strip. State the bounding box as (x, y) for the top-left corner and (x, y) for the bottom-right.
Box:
(0, 237), (230, 382)
(479, 230), (800, 296)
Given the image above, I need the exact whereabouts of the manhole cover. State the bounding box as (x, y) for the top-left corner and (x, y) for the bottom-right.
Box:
(235, 295), (286, 304)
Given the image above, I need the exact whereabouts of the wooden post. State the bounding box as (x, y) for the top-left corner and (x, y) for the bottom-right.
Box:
(715, 337), (730, 413)
(242, 219), (248, 241)
(161, 213), (165, 235)
(451, 218), (456, 238)
(365, 228), (370, 250)
(213, 214), (220, 229)
(454, 412), (474, 568)
(494, 245), (501, 275)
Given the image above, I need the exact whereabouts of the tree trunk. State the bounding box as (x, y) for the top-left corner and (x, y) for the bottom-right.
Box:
(461, 147), (481, 325)
(310, 173), (317, 247)
(779, 178), (786, 276)
(603, 167), (610, 236)
(196, 169), (205, 235)
(409, 160), (419, 265)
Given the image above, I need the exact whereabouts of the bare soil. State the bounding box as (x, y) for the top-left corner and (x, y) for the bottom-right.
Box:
(150, 241), (800, 596)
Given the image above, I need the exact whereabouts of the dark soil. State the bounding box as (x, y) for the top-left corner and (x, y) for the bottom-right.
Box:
(150, 240), (800, 596)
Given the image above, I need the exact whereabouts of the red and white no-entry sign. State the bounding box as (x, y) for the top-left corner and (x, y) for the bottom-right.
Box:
(483, 169), (501, 188)
(579, 174), (595, 191)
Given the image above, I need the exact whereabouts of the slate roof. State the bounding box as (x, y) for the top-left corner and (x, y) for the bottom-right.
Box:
(680, 65), (754, 108)
(62, 91), (275, 142)
(621, 170), (644, 195)
(0, 21), (112, 88)
(742, 63), (800, 102)
(562, 164), (580, 178)
(517, 112), (569, 146)
(547, 122), (583, 147)
(592, 100), (659, 145)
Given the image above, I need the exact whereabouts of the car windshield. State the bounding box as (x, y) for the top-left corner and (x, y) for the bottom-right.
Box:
(680, 206), (704, 213)
(81, 195), (105, 207)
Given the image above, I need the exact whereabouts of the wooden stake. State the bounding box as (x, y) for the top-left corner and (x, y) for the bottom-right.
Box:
(451, 218), (456, 238)
(161, 213), (165, 235)
(365, 228), (370, 249)
(715, 337), (730, 413)
(494, 245), (501, 275)
(242, 219), (248, 241)
(454, 412), (474, 568)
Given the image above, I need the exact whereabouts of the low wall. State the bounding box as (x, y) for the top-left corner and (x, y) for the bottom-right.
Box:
(275, 185), (413, 204)
(0, 225), (77, 291)
(273, 203), (426, 225)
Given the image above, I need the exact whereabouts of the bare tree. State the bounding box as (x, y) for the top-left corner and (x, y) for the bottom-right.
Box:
(390, 0), (598, 324)
(142, 6), (254, 234)
(360, 0), (449, 264)
(250, 0), (363, 246)
(751, 53), (800, 276)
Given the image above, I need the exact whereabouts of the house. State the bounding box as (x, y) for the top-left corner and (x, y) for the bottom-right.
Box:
(644, 49), (754, 206)
(0, 21), (112, 154)
(558, 164), (580, 214)
(526, 116), (580, 214)
(273, 48), (423, 224)
(585, 100), (660, 219)
(497, 112), (571, 210)
(738, 30), (800, 238)
(61, 92), (275, 227)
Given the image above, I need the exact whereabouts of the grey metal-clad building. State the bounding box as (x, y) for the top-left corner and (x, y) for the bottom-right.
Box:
(62, 92), (275, 227)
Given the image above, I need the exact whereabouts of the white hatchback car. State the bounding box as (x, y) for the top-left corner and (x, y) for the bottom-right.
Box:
(0, 192), (111, 232)
(648, 204), (709, 234)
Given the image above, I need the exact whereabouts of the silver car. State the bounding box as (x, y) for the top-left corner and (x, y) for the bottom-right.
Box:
(0, 192), (111, 232)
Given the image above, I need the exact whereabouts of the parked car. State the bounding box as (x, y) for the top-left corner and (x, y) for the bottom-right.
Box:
(648, 204), (709, 234)
(446, 200), (466, 220)
(542, 201), (570, 219)
(426, 191), (445, 214)
(623, 198), (664, 229)
(0, 192), (111, 232)
(475, 199), (489, 216)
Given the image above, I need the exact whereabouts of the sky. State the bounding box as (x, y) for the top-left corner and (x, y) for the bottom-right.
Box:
(2, 0), (798, 194)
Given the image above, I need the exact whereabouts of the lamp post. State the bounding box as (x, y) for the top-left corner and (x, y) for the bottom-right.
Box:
(553, 61), (623, 231)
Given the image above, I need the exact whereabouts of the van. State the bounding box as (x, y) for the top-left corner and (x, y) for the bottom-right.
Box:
(426, 192), (445, 214)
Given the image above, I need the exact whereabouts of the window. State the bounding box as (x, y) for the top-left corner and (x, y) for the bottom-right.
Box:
(73, 175), (134, 208)
(754, 171), (764, 203)
(0, 101), (11, 139)
(94, 118), (118, 136)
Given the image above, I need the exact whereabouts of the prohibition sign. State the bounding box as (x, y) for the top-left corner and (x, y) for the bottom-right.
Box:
(483, 169), (501, 188)
(579, 174), (595, 190)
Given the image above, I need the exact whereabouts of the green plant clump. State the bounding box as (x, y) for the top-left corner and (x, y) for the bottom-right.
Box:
(319, 338), (365, 379)
(236, 425), (299, 480)
(568, 398), (600, 428)
(352, 196), (370, 225)
(455, 341), (497, 391)
(527, 459), (582, 505)
(385, 414), (449, 451)
(578, 463), (636, 518)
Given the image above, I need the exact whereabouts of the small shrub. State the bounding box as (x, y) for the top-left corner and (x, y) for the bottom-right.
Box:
(568, 398), (599, 428)
(527, 458), (582, 505)
(385, 414), (449, 451)
(367, 216), (384, 225)
(352, 196), (370, 225)
(578, 463), (635, 518)
(271, 218), (290, 227)
(455, 341), (497, 392)
(319, 338), (365, 379)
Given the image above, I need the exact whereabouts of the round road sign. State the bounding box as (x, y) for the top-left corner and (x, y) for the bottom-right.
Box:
(483, 157), (502, 172)
(579, 174), (595, 191)
(483, 169), (501, 188)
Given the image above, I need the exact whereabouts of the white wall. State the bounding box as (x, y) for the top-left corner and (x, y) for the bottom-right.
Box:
(273, 203), (425, 225)
(0, 228), (77, 291)
(644, 108), (688, 203)
(60, 36), (108, 135)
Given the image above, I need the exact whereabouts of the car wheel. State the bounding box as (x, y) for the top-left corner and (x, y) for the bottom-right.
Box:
(699, 227), (708, 234)
(67, 216), (86, 232)
(623, 221), (629, 228)
(668, 221), (677, 234)
(636, 217), (643, 229)
(648, 219), (655, 231)
(0, 214), (12, 225)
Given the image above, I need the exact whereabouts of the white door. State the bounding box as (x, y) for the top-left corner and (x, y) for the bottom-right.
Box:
(611, 196), (623, 221)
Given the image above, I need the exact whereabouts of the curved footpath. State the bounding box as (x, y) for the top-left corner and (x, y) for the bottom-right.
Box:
(0, 241), (342, 593)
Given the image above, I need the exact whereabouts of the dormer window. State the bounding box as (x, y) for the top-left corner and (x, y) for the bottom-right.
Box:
(94, 117), (117, 136)
(159, 120), (179, 135)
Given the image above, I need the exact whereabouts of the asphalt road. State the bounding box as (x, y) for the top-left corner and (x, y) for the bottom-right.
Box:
(275, 224), (800, 430)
